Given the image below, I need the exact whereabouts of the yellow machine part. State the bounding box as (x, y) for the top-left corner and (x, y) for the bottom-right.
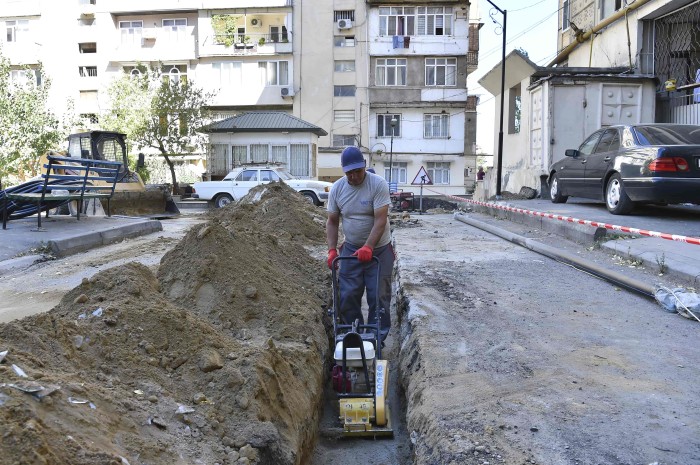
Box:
(338, 359), (393, 437)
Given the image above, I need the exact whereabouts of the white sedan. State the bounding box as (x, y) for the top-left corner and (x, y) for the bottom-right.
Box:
(193, 166), (333, 208)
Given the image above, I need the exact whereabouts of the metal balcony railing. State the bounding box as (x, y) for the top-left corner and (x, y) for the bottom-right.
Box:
(466, 51), (478, 67)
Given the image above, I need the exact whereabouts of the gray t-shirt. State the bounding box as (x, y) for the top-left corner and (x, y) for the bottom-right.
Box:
(327, 172), (391, 248)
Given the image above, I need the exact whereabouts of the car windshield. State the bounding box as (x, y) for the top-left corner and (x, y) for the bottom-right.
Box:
(633, 125), (700, 145)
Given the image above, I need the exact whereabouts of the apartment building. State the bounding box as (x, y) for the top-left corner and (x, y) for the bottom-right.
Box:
(1, 0), (478, 194)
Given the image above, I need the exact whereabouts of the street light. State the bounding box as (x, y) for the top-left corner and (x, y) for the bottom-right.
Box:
(485, 0), (506, 198)
(389, 117), (397, 185)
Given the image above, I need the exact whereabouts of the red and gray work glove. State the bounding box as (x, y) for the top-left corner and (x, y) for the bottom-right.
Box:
(353, 245), (373, 263)
(327, 248), (339, 269)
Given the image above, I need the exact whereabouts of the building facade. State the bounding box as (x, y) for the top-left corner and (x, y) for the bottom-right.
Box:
(0, 0), (479, 194)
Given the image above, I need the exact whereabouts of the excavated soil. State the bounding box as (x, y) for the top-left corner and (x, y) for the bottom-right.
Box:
(0, 182), (332, 465)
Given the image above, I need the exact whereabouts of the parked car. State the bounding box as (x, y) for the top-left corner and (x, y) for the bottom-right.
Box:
(193, 165), (333, 208)
(547, 124), (700, 214)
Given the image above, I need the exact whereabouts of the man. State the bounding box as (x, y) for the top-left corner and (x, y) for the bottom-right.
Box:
(326, 146), (393, 343)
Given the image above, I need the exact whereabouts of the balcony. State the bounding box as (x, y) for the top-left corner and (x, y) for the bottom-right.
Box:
(199, 32), (292, 57)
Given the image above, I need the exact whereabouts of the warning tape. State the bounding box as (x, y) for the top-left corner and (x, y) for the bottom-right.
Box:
(425, 187), (700, 246)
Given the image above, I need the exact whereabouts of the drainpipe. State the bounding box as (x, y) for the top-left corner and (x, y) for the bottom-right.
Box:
(548, 0), (652, 67)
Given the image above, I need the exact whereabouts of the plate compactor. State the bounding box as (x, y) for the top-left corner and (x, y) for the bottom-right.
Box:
(329, 256), (393, 438)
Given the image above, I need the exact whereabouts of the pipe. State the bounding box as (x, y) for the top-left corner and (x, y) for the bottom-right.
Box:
(548, 0), (653, 67)
(453, 213), (656, 298)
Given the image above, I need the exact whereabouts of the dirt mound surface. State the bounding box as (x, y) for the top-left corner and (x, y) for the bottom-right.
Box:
(0, 182), (331, 465)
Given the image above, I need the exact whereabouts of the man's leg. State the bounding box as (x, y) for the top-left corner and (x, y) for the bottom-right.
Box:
(365, 243), (394, 342)
(338, 243), (365, 327)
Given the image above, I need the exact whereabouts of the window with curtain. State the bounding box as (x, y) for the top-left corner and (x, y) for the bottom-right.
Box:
(416, 7), (452, 36)
(379, 7), (415, 36)
(119, 21), (143, 45)
(210, 144), (228, 175)
(427, 162), (450, 184)
(163, 18), (187, 42)
(258, 61), (289, 86)
(272, 145), (287, 163)
(335, 60), (356, 72)
(250, 144), (269, 163)
(425, 58), (457, 86)
(213, 61), (242, 87)
(232, 145), (247, 166)
(376, 58), (407, 86)
(383, 162), (407, 183)
(289, 144), (310, 176)
(424, 114), (449, 138)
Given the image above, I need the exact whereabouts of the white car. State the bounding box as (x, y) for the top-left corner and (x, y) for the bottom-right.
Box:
(193, 165), (333, 208)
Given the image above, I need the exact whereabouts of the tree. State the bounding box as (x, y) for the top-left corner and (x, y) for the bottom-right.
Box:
(104, 66), (213, 194)
(0, 54), (67, 184)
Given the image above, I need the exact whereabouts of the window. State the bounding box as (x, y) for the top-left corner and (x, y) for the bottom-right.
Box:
(424, 114), (449, 138)
(376, 58), (407, 86)
(260, 170), (281, 182)
(272, 146), (287, 163)
(250, 144), (269, 163)
(578, 131), (604, 156)
(334, 36), (355, 47)
(417, 7), (452, 36)
(334, 110), (355, 122)
(332, 135), (356, 146)
(334, 85), (355, 97)
(290, 144), (310, 176)
(425, 58), (457, 86)
(377, 114), (401, 137)
(163, 18), (187, 42)
(213, 61), (242, 87)
(163, 64), (187, 84)
(384, 162), (407, 184)
(508, 83), (521, 134)
(232, 145), (247, 166)
(594, 128), (620, 153)
(427, 162), (450, 184)
(335, 60), (355, 72)
(123, 66), (144, 77)
(10, 69), (40, 87)
(79, 90), (98, 104)
(79, 42), (97, 53)
(334, 10), (355, 21)
(80, 113), (99, 125)
(79, 66), (97, 77)
(120, 21), (143, 45)
(379, 7), (415, 36)
(236, 170), (258, 181)
(258, 61), (289, 86)
(562, 0), (570, 31)
(5, 20), (28, 43)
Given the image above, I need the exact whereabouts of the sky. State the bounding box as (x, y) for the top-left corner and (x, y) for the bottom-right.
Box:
(468, 0), (560, 157)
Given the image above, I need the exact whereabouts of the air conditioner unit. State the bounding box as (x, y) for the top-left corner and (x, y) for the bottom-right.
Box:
(281, 87), (295, 98)
(337, 19), (353, 29)
(250, 18), (262, 27)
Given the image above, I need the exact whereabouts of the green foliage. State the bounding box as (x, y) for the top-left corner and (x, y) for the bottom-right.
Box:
(0, 54), (67, 183)
(104, 64), (213, 193)
(212, 15), (238, 46)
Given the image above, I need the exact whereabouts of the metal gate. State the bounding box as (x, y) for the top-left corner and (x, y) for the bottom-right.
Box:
(650, 1), (700, 124)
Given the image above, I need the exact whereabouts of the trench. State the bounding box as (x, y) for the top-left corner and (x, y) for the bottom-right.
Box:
(309, 271), (412, 464)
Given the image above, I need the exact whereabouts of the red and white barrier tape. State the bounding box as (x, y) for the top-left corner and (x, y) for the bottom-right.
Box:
(425, 187), (700, 246)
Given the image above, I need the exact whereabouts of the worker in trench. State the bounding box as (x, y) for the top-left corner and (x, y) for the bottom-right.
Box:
(326, 146), (394, 344)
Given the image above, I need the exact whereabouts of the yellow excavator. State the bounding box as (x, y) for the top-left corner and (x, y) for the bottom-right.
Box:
(55, 130), (179, 217)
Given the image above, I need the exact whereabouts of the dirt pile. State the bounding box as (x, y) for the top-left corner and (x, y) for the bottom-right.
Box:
(0, 182), (331, 465)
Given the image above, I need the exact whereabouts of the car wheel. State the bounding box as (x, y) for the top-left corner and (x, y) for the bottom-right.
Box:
(605, 173), (634, 215)
(301, 191), (319, 206)
(214, 193), (233, 208)
(549, 173), (568, 204)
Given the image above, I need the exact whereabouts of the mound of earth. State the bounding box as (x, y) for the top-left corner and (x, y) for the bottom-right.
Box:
(0, 182), (331, 465)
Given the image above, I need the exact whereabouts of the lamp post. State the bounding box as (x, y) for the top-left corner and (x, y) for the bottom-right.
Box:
(485, 0), (506, 198)
(389, 117), (397, 184)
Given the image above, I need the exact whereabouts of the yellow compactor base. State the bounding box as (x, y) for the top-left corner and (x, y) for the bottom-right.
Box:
(338, 360), (393, 438)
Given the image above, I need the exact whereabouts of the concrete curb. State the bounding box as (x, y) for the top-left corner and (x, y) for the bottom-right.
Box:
(47, 220), (163, 257)
(468, 202), (608, 244)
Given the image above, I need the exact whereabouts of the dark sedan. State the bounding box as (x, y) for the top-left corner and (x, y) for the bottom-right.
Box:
(548, 124), (700, 214)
